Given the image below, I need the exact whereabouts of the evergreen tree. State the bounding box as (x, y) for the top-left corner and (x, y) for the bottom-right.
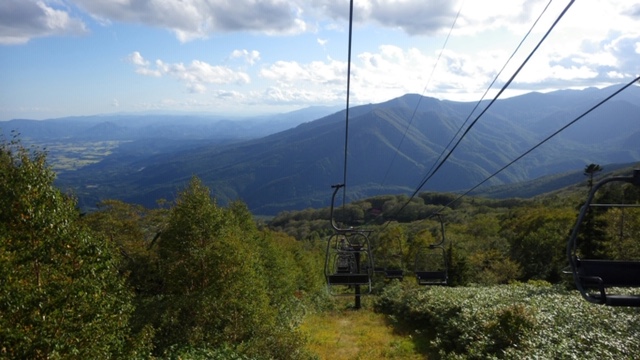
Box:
(584, 163), (603, 190)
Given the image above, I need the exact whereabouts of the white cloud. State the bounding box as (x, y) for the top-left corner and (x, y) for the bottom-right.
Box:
(310, 0), (460, 35)
(230, 49), (261, 65)
(73, 0), (307, 42)
(256, 21), (637, 107)
(262, 84), (342, 105)
(607, 71), (625, 79)
(308, 0), (556, 37)
(348, 45), (513, 103)
(127, 51), (148, 67)
(258, 57), (351, 104)
(260, 58), (346, 85)
(214, 90), (244, 99)
(127, 52), (250, 92)
(0, 0), (88, 45)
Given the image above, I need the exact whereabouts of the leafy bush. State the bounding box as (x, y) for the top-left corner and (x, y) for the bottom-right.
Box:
(160, 344), (253, 360)
(375, 281), (640, 359)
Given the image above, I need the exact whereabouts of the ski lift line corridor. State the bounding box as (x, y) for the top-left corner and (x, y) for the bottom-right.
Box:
(567, 169), (640, 307)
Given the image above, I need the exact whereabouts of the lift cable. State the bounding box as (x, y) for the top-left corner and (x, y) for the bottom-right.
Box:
(431, 75), (640, 216)
(339, 0), (355, 212)
(385, 0), (575, 222)
(419, 0), (554, 190)
(380, 0), (466, 186)
(411, 0), (575, 199)
(367, 0), (553, 230)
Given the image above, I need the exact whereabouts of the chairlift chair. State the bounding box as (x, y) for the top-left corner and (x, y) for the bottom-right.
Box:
(415, 244), (448, 285)
(325, 232), (373, 289)
(383, 264), (405, 280)
(567, 169), (640, 306)
(373, 236), (405, 280)
(415, 216), (448, 285)
(324, 184), (374, 295)
(373, 259), (405, 280)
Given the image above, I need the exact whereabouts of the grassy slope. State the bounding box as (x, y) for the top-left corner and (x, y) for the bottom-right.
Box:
(301, 306), (427, 359)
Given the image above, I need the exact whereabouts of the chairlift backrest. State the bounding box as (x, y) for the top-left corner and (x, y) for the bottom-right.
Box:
(567, 169), (640, 306)
(414, 216), (449, 285)
(324, 185), (374, 295)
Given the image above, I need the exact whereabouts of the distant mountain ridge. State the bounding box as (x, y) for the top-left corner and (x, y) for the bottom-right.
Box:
(5, 85), (640, 215)
(1, 105), (343, 141)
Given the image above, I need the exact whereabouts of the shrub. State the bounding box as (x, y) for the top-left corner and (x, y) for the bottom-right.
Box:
(375, 281), (640, 359)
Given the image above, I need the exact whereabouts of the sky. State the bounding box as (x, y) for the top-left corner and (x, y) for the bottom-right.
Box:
(0, 0), (639, 120)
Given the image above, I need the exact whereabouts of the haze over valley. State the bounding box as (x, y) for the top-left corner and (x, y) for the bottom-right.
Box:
(2, 84), (638, 215)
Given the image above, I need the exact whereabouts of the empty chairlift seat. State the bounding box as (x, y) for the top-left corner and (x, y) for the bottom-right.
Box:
(567, 169), (640, 306)
(415, 216), (449, 286)
(325, 232), (374, 293)
(324, 184), (373, 295)
(414, 246), (448, 286)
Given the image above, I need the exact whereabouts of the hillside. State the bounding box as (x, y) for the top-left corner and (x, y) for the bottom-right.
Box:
(51, 85), (640, 214)
(471, 162), (639, 199)
(3, 85), (638, 214)
(6, 130), (640, 359)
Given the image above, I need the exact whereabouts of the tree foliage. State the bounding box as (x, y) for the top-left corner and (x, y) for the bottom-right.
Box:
(502, 206), (575, 282)
(81, 199), (165, 296)
(584, 163), (603, 190)
(5, 133), (638, 358)
(0, 138), (141, 359)
(144, 177), (319, 358)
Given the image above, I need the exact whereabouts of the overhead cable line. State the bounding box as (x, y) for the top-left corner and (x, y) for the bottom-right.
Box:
(409, 0), (575, 201)
(340, 0), (355, 209)
(380, 0), (465, 186)
(420, 0), (553, 188)
(433, 75), (640, 214)
(387, 0), (575, 221)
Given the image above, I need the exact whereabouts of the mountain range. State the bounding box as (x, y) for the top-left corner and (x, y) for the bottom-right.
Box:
(2, 85), (639, 215)
(2, 106), (342, 142)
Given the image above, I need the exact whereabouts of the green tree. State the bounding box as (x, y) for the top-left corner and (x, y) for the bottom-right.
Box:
(584, 163), (603, 190)
(600, 208), (640, 260)
(503, 207), (575, 281)
(373, 222), (407, 271)
(82, 199), (166, 296)
(594, 181), (640, 260)
(0, 139), (143, 359)
(461, 214), (521, 284)
(153, 177), (310, 359)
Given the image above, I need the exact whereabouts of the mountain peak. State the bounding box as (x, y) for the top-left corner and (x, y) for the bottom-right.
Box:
(44, 83), (640, 215)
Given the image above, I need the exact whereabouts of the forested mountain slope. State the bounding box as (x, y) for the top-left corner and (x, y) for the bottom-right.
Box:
(48, 84), (640, 214)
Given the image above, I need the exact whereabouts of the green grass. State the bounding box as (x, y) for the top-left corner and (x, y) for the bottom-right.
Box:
(301, 306), (426, 360)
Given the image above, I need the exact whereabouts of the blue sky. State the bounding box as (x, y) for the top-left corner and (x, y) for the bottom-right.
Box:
(1, 0), (638, 120)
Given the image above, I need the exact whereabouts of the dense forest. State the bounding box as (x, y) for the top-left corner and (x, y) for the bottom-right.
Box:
(2, 137), (640, 359)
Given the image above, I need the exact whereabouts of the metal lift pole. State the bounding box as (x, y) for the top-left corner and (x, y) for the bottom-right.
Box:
(354, 250), (361, 309)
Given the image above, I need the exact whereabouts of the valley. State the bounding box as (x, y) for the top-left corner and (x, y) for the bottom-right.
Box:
(26, 140), (125, 172)
(2, 85), (639, 215)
